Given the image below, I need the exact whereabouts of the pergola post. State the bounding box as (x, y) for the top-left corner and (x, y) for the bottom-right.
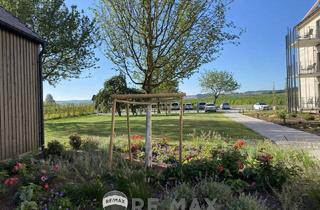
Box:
(126, 104), (132, 161)
(145, 104), (152, 167)
(108, 99), (117, 169)
(179, 96), (184, 164)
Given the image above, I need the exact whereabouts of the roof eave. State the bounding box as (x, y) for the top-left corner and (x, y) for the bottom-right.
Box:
(0, 19), (45, 45)
(296, 7), (320, 29)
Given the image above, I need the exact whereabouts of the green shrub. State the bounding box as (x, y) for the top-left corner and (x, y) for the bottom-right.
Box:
(63, 179), (106, 209)
(227, 194), (268, 210)
(290, 113), (297, 118)
(277, 110), (287, 124)
(69, 133), (82, 150)
(81, 137), (100, 151)
(304, 114), (315, 121)
(161, 159), (217, 185)
(244, 152), (300, 191)
(47, 140), (64, 156)
(196, 180), (233, 204)
(160, 183), (196, 209)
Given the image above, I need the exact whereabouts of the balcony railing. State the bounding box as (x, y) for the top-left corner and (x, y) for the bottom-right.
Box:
(299, 63), (320, 75)
(297, 26), (320, 40)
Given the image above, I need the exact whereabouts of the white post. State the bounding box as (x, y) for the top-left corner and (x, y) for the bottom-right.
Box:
(145, 104), (152, 167)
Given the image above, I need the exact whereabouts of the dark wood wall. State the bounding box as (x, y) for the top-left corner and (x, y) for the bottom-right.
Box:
(0, 28), (42, 160)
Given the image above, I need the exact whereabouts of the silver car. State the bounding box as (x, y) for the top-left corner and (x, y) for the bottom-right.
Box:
(205, 103), (217, 112)
(198, 102), (206, 110)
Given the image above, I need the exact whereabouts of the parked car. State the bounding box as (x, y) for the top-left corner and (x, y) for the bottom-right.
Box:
(171, 102), (180, 110)
(198, 102), (206, 110)
(205, 103), (217, 112)
(220, 102), (231, 110)
(184, 103), (193, 110)
(253, 102), (270, 110)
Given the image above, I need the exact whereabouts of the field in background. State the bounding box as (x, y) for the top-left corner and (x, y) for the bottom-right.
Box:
(45, 113), (264, 146)
(44, 104), (95, 120)
(184, 92), (286, 107)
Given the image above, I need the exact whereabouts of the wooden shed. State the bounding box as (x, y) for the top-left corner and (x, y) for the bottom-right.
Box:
(0, 7), (44, 160)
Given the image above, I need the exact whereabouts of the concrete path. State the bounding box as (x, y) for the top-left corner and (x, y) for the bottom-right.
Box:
(224, 113), (320, 156)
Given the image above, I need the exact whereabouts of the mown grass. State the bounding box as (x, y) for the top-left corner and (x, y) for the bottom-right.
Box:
(45, 113), (264, 145)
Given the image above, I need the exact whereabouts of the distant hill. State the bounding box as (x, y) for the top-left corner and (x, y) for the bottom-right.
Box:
(56, 100), (93, 105)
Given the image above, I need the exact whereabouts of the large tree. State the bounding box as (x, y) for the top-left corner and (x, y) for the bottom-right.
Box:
(94, 75), (128, 116)
(94, 0), (240, 93)
(199, 70), (240, 104)
(0, 0), (98, 85)
(44, 94), (56, 105)
(94, 0), (240, 167)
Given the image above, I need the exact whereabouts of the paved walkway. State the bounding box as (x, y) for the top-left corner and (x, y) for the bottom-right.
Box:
(224, 112), (320, 157)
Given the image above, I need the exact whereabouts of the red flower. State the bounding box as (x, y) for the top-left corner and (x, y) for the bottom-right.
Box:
(186, 155), (193, 161)
(234, 140), (246, 150)
(217, 164), (224, 173)
(13, 162), (25, 172)
(4, 177), (19, 186)
(131, 135), (144, 141)
(236, 160), (244, 170)
(43, 183), (49, 191)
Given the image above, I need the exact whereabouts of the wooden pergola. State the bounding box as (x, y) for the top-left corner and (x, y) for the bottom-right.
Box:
(108, 92), (186, 168)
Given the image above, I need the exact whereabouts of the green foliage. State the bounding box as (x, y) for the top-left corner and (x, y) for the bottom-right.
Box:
(184, 93), (286, 106)
(0, 0), (98, 85)
(69, 133), (82, 150)
(63, 179), (106, 208)
(48, 197), (73, 210)
(44, 94), (56, 105)
(16, 184), (40, 210)
(44, 104), (95, 120)
(196, 180), (233, 204)
(199, 70), (240, 104)
(227, 194), (268, 210)
(304, 114), (315, 121)
(244, 153), (300, 191)
(81, 137), (100, 151)
(94, 0), (240, 92)
(47, 140), (65, 156)
(94, 75), (141, 115)
(277, 110), (287, 124)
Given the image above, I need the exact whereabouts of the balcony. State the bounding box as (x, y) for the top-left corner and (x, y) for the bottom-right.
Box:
(299, 63), (320, 77)
(292, 26), (320, 48)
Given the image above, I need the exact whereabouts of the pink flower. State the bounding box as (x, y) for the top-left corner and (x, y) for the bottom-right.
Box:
(40, 175), (48, 182)
(13, 162), (25, 172)
(52, 164), (60, 172)
(4, 177), (19, 185)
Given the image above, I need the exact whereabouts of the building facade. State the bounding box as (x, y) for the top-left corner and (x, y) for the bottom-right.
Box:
(0, 6), (44, 160)
(287, 1), (320, 112)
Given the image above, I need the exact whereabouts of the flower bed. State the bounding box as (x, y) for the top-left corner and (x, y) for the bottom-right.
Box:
(0, 135), (319, 209)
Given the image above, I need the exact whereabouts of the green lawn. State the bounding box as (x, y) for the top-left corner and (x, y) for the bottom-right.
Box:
(45, 113), (264, 145)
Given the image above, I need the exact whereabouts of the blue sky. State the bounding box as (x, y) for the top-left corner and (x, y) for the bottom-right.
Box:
(44, 0), (316, 100)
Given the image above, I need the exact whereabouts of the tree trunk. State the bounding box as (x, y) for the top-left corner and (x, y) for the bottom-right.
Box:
(145, 104), (152, 167)
(157, 101), (161, 114)
(116, 106), (122, 116)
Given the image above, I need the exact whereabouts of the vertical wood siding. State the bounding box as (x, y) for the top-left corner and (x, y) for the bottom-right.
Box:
(0, 28), (41, 160)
